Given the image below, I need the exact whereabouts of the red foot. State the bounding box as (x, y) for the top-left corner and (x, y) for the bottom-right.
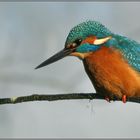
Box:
(122, 95), (127, 103)
(105, 97), (111, 103)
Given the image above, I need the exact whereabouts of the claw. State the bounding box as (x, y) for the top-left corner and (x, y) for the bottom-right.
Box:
(122, 95), (127, 103)
(105, 97), (111, 103)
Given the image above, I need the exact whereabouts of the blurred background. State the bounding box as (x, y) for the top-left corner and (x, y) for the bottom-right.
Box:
(0, 2), (140, 138)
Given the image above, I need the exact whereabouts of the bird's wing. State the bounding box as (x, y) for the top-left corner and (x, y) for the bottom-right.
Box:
(113, 34), (140, 72)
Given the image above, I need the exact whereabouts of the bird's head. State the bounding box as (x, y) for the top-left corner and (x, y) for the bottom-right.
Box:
(35, 20), (113, 69)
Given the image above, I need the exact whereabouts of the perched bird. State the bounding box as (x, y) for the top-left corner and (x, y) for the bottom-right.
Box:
(35, 20), (140, 103)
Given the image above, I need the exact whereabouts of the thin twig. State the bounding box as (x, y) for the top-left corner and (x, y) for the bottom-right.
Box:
(0, 93), (140, 105)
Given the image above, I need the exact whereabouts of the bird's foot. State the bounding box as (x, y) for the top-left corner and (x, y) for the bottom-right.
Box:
(105, 96), (111, 103)
(122, 95), (127, 103)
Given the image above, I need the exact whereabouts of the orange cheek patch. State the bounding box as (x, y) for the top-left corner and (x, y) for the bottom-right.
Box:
(82, 36), (97, 44)
(70, 52), (92, 59)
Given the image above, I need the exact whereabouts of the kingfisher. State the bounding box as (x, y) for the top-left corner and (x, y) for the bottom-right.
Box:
(35, 20), (140, 103)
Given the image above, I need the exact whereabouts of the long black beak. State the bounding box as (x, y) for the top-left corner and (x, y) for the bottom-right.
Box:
(35, 48), (73, 69)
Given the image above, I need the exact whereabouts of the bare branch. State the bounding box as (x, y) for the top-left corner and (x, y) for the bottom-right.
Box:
(0, 93), (140, 105)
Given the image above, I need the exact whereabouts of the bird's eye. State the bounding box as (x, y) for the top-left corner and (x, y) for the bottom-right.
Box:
(72, 38), (82, 47)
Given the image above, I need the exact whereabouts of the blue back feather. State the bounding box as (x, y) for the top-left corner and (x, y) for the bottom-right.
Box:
(110, 34), (140, 72)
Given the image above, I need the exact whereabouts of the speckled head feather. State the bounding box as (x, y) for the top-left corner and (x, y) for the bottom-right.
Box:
(65, 20), (112, 46)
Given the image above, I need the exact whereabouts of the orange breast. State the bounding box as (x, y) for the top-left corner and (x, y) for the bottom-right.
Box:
(84, 46), (140, 98)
